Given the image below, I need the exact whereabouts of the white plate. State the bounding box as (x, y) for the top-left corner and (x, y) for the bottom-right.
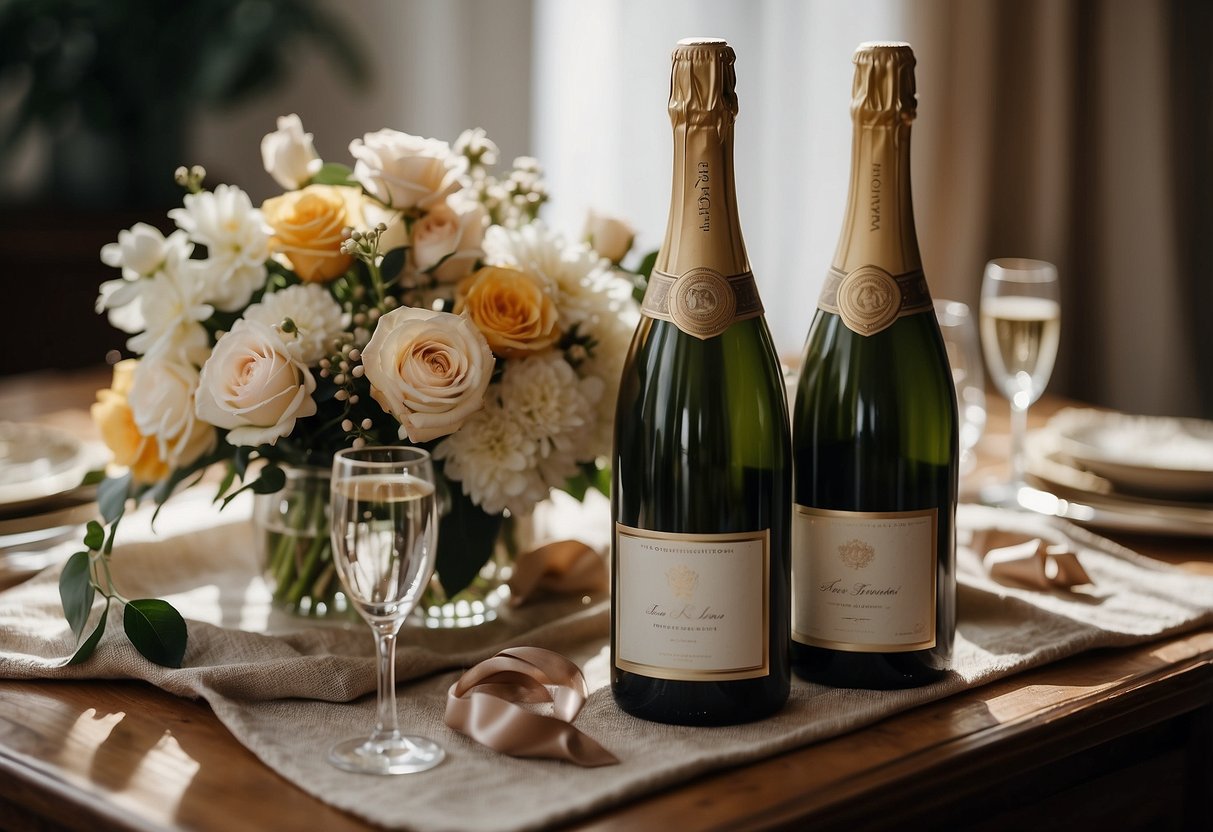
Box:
(0, 422), (92, 508)
(1058, 412), (1213, 498)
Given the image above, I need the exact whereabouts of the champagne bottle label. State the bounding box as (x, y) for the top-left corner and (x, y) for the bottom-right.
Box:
(817, 265), (933, 336)
(791, 506), (937, 651)
(615, 523), (770, 681)
(641, 268), (764, 340)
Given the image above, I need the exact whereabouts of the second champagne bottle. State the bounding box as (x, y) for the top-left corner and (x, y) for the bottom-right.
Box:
(611, 38), (791, 726)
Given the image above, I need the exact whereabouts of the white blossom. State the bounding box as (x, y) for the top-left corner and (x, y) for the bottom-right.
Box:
(169, 184), (269, 312)
(434, 396), (547, 516)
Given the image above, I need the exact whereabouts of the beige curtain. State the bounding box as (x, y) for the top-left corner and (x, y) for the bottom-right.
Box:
(909, 0), (1210, 417)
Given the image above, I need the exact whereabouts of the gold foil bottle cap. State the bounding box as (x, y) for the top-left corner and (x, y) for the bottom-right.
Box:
(669, 37), (738, 132)
(851, 41), (916, 126)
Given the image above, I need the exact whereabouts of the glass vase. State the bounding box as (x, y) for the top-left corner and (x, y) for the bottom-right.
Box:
(253, 465), (354, 620)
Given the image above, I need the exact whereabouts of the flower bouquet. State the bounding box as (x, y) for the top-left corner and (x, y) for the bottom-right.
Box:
(66, 116), (643, 667)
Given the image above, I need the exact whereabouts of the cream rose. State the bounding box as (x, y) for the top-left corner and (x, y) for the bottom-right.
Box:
(362, 307), (494, 443)
(412, 197), (487, 282)
(457, 266), (560, 358)
(262, 184), (362, 282)
(348, 129), (465, 211)
(583, 209), (635, 264)
(260, 114), (322, 190)
(91, 360), (169, 484)
(128, 357), (215, 469)
(195, 319), (317, 447)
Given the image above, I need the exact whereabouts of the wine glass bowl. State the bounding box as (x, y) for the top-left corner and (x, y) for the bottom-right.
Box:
(978, 259), (1061, 501)
(327, 446), (444, 775)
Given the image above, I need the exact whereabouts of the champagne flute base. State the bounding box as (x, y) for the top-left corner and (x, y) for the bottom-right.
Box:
(328, 734), (445, 775)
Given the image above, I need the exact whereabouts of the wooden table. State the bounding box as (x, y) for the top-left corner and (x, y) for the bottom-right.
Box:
(1, 368), (1210, 832)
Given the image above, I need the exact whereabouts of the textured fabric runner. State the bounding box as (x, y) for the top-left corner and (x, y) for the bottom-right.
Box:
(1, 489), (1211, 832)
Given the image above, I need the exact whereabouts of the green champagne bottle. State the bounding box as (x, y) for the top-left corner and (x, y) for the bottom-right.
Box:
(611, 38), (791, 725)
(791, 42), (958, 689)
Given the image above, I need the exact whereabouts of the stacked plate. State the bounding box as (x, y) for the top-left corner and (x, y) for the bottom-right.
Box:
(0, 422), (103, 580)
(1025, 409), (1213, 537)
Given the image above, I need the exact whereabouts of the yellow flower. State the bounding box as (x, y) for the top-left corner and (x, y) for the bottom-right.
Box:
(456, 266), (560, 358)
(90, 360), (169, 484)
(262, 184), (362, 282)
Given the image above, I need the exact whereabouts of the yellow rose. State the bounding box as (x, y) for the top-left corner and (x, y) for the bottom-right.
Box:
(90, 360), (169, 484)
(456, 266), (560, 358)
(262, 184), (362, 282)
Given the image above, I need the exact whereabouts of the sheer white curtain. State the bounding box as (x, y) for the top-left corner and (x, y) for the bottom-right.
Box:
(533, 0), (909, 356)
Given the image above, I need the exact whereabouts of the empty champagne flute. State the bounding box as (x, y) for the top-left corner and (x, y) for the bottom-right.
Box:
(978, 259), (1061, 505)
(934, 299), (986, 476)
(328, 446), (444, 775)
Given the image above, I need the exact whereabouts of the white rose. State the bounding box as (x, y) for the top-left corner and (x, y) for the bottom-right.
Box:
(362, 307), (493, 443)
(261, 114), (323, 190)
(195, 319), (317, 447)
(128, 357), (216, 469)
(411, 197), (487, 281)
(349, 129), (466, 211)
(583, 209), (635, 264)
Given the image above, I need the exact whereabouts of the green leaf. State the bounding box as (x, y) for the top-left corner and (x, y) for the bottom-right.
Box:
(123, 599), (188, 668)
(59, 552), (95, 642)
(310, 162), (355, 187)
(636, 249), (658, 279)
(83, 521), (105, 552)
(562, 472), (591, 502)
(379, 247), (407, 282)
(436, 484), (503, 597)
(221, 465), (286, 508)
(590, 462), (611, 497)
(250, 465), (286, 494)
(65, 600), (109, 667)
(81, 468), (106, 486)
(213, 463), (238, 503)
(98, 473), (132, 524)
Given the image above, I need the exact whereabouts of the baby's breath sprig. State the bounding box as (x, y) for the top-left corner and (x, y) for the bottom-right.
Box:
(320, 341), (378, 449)
(173, 165), (207, 194)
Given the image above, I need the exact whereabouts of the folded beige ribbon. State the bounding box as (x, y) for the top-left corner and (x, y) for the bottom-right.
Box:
(506, 540), (608, 606)
(974, 529), (1093, 590)
(444, 646), (619, 767)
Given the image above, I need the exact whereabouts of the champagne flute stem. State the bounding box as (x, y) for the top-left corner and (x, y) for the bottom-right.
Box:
(371, 626), (402, 744)
(1010, 398), (1029, 488)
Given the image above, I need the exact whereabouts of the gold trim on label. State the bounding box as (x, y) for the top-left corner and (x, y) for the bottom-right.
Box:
(614, 523), (771, 682)
(817, 266), (933, 336)
(792, 504), (938, 652)
(640, 268), (764, 339)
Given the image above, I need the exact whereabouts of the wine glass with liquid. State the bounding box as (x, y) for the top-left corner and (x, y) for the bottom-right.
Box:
(327, 446), (444, 775)
(978, 259), (1061, 505)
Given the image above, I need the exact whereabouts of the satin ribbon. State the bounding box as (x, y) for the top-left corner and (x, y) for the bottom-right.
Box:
(506, 540), (608, 606)
(974, 530), (1093, 590)
(444, 646), (619, 767)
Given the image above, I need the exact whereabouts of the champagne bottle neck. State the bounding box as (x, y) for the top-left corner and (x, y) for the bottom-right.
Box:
(832, 121), (922, 277)
(655, 124), (750, 277)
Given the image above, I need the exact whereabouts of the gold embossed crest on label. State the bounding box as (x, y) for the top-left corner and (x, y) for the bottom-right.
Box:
(669, 268), (736, 339)
(836, 266), (901, 335)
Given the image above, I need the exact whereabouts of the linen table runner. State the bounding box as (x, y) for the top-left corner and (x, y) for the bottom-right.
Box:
(1, 490), (1211, 832)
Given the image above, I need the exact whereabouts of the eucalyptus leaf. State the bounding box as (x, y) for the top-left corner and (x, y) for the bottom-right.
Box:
(59, 551), (95, 642)
(65, 600), (109, 667)
(380, 247), (407, 282)
(83, 521), (105, 552)
(123, 599), (188, 668)
(98, 473), (132, 524)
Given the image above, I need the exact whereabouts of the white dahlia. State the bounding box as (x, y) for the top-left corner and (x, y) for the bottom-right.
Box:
(244, 284), (345, 365)
(434, 397), (547, 516)
(499, 352), (601, 467)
